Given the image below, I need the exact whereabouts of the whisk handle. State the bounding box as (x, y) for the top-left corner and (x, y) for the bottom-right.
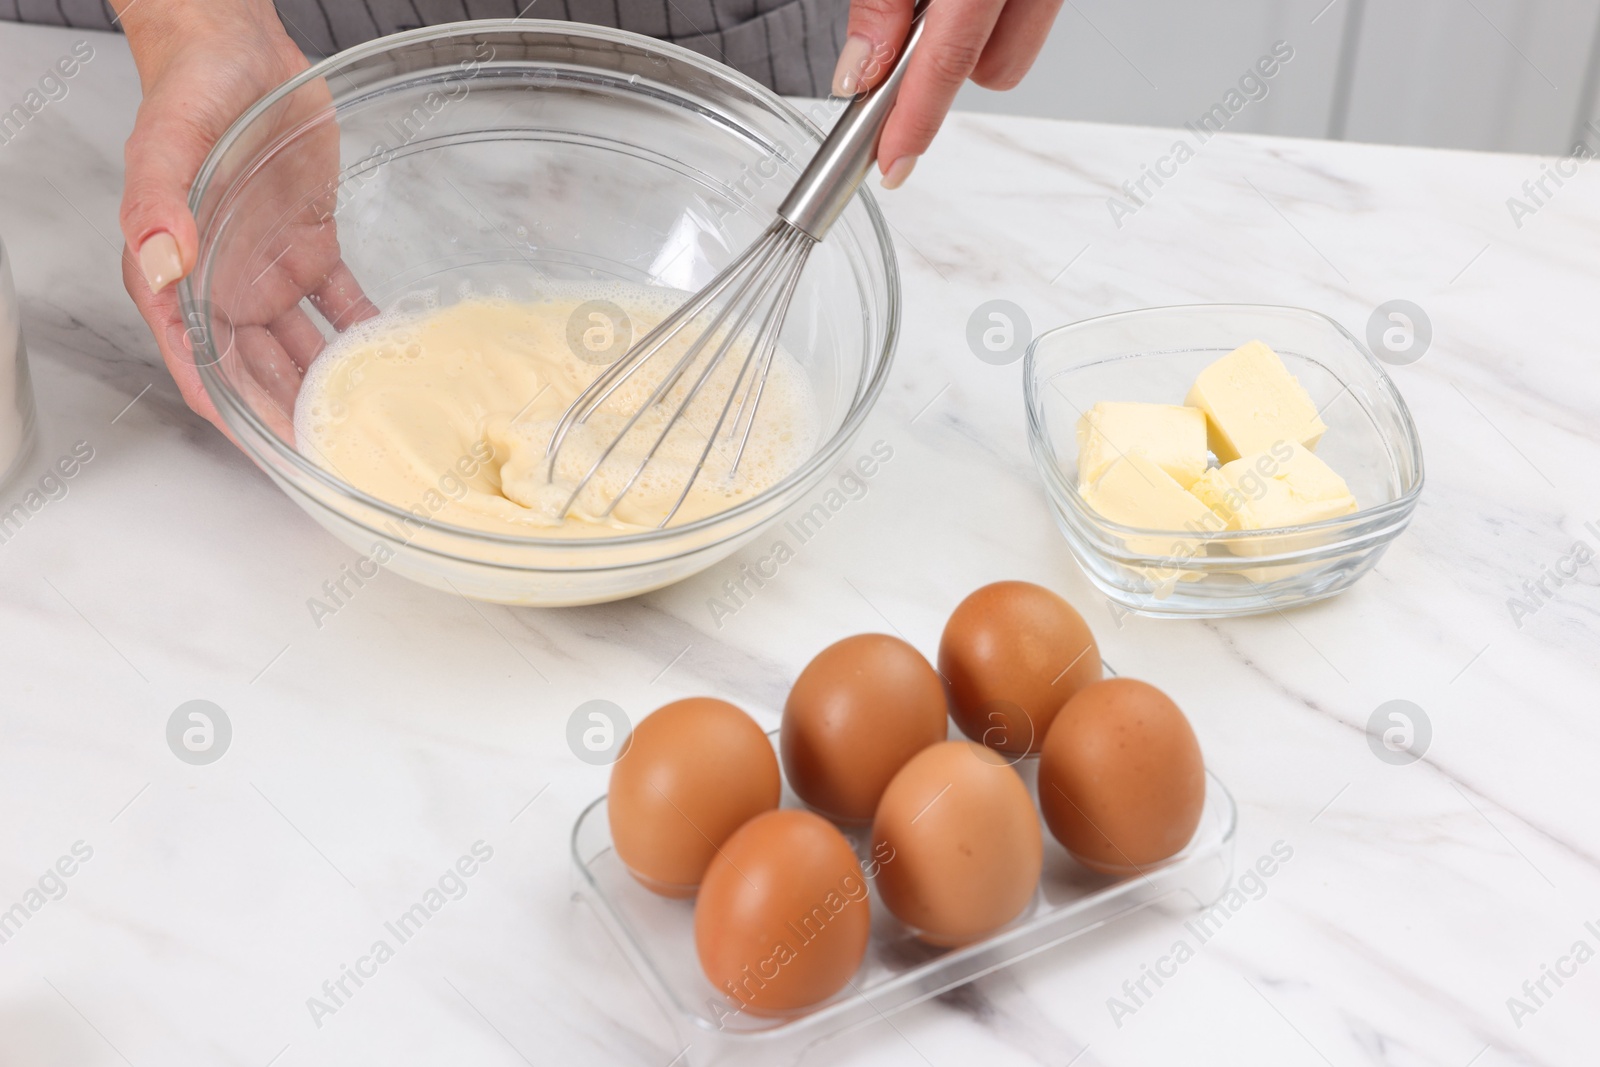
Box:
(776, 0), (933, 241)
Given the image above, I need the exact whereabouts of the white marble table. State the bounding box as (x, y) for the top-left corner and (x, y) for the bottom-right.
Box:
(1, 16), (1596, 1067)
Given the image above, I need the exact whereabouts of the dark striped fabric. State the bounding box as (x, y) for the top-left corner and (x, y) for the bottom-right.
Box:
(0, 0), (846, 96)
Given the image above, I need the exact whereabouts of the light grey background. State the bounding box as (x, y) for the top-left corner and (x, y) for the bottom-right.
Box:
(955, 0), (1600, 155)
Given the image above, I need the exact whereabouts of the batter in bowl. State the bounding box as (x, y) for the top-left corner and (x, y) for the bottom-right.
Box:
(294, 286), (819, 537)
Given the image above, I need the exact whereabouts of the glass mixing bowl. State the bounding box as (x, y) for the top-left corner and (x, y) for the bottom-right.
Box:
(181, 21), (898, 606)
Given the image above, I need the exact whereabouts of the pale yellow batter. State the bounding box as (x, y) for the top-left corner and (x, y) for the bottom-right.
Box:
(294, 289), (818, 537)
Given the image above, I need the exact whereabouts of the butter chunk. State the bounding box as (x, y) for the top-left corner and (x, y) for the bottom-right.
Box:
(1191, 441), (1357, 534)
(1186, 340), (1327, 463)
(1081, 453), (1226, 556)
(1076, 401), (1208, 489)
(1188, 469), (1242, 530)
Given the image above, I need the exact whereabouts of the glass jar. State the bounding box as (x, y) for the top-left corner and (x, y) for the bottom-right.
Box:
(0, 236), (36, 488)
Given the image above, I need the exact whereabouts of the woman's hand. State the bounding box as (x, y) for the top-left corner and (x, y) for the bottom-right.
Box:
(832, 0), (1063, 187)
(115, 0), (372, 438)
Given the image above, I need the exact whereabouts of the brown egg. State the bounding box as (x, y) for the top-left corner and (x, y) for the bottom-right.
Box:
(871, 740), (1041, 946)
(939, 581), (1101, 754)
(695, 809), (871, 1015)
(1038, 678), (1205, 874)
(781, 634), (949, 823)
(608, 697), (779, 897)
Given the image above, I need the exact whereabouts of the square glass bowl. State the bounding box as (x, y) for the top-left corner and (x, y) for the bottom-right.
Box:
(1024, 304), (1423, 617)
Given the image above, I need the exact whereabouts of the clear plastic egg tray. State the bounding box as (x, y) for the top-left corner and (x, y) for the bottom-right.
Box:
(570, 729), (1237, 1066)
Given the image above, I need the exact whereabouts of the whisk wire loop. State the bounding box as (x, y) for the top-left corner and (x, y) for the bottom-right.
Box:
(543, 222), (787, 479)
(654, 232), (816, 526)
(541, 0), (929, 527)
(551, 224), (815, 522)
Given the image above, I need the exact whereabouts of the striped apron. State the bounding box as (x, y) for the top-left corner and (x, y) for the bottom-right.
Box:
(0, 0), (846, 96)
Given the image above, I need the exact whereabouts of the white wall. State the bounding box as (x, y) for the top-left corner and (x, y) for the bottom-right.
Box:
(955, 0), (1600, 154)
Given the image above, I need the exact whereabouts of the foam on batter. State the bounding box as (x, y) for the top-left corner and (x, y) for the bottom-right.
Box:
(294, 284), (819, 538)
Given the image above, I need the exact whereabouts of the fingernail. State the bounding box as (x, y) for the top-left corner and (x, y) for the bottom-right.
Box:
(880, 155), (918, 190)
(139, 231), (182, 293)
(833, 35), (873, 96)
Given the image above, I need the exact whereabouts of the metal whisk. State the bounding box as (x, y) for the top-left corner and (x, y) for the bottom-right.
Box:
(544, 3), (930, 526)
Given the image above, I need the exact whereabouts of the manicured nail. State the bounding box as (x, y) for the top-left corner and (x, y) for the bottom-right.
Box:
(833, 35), (873, 96)
(139, 231), (182, 293)
(880, 155), (918, 190)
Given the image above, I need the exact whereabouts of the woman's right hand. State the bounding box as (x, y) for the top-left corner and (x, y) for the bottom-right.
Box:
(116, 0), (373, 438)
